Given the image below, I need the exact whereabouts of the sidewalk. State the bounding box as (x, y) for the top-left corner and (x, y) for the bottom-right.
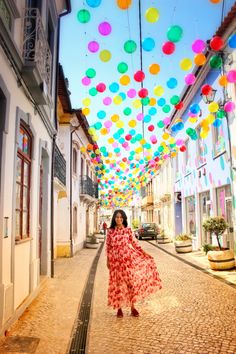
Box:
(149, 240), (236, 287)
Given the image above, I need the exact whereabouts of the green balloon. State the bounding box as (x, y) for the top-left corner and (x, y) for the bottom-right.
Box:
(209, 55), (223, 69)
(86, 68), (96, 78)
(158, 146), (164, 152)
(135, 133), (143, 141)
(170, 95), (180, 105)
(77, 9), (90, 23)
(167, 25), (183, 43)
(141, 97), (150, 106)
(217, 109), (226, 118)
(157, 120), (164, 128)
(117, 62), (128, 73)
(124, 40), (137, 54)
(94, 122), (102, 130)
(89, 87), (97, 96)
(162, 104), (171, 113)
(124, 107), (132, 115)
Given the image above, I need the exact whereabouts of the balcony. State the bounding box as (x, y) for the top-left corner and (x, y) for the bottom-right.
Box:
(80, 175), (99, 204)
(141, 195), (154, 208)
(21, 8), (52, 104)
(54, 144), (66, 186)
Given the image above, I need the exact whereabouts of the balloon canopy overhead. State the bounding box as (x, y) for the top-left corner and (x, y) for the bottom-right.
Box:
(61, 0), (236, 208)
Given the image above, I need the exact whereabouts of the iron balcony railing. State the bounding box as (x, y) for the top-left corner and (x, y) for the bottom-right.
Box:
(22, 7), (52, 91)
(80, 175), (98, 199)
(54, 144), (66, 186)
(140, 186), (147, 198)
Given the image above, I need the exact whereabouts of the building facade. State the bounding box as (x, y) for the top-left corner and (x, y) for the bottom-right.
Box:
(0, 0), (70, 335)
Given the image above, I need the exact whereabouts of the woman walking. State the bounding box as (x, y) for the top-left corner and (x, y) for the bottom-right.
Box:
(106, 209), (162, 317)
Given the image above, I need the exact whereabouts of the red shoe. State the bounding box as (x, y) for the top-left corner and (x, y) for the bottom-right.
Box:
(117, 308), (123, 318)
(131, 308), (139, 317)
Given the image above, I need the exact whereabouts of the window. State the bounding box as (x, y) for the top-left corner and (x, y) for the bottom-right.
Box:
(186, 196), (196, 236)
(15, 122), (32, 241)
(72, 148), (77, 175)
(196, 126), (207, 166)
(212, 122), (225, 156)
(216, 185), (232, 248)
(80, 157), (84, 176)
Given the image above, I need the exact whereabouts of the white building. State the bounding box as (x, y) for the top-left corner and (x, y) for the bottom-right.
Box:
(0, 0), (71, 335)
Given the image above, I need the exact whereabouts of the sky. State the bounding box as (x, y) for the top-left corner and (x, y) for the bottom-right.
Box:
(59, 0), (236, 208)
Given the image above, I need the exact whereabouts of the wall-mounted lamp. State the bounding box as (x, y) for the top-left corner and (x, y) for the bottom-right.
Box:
(201, 89), (217, 104)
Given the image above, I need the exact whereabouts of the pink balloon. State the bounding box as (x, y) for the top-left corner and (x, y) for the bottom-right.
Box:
(104, 120), (112, 128)
(226, 70), (236, 83)
(191, 39), (205, 53)
(82, 76), (91, 85)
(162, 41), (175, 55)
(96, 82), (106, 92)
(127, 88), (136, 98)
(163, 117), (171, 125)
(176, 139), (184, 146)
(88, 41), (99, 53)
(137, 113), (144, 121)
(185, 73), (196, 85)
(103, 97), (112, 105)
(112, 142), (118, 148)
(98, 21), (112, 36)
(224, 101), (235, 112)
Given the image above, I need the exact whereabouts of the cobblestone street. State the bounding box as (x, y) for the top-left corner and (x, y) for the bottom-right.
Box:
(0, 242), (236, 354)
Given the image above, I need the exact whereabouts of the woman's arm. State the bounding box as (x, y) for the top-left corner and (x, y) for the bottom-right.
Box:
(106, 229), (112, 269)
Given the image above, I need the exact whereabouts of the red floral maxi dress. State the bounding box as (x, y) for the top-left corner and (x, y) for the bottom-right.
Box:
(106, 227), (162, 309)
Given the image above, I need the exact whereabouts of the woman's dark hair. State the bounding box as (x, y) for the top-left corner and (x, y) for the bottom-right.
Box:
(110, 209), (128, 229)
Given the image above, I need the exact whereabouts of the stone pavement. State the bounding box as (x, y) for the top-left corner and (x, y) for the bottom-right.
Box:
(0, 241), (236, 354)
(87, 241), (236, 354)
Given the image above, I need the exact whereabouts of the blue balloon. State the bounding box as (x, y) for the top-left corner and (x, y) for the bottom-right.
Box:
(109, 82), (119, 93)
(167, 77), (178, 89)
(149, 107), (157, 115)
(86, 0), (101, 7)
(189, 103), (200, 114)
(143, 115), (151, 123)
(213, 119), (222, 127)
(176, 122), (184, 130)
(119, 92), (126, 100)
(228, 34), (236, 49)
(119, 138), (125, 144)
(157, 98), (166, 106)
(142, 37), (155, 51)
(113, 132), (120, 139)
(97, 110), (106, 119)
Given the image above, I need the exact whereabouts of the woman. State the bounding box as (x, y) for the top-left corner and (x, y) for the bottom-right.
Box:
(106, 209), (162, 318)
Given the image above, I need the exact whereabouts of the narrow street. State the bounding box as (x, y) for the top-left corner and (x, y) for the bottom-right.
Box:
(0, 242), (235, 354)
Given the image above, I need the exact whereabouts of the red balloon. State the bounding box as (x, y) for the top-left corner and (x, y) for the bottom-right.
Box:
(210, 36), (224, 51)
(96, 82), (106, 92)
(125, 134), (132, 141)
(138, 88), (148, 98)
(134, 70), (145, 82)
(162, 41), (175, 55)
(180, 145), (186, 152)
(148, 124), (155, 131)
(201, 84), (212, 95)
(175, 101), (184, 110)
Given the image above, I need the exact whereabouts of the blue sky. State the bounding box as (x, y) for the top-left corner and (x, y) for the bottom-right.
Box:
(59, 0), (235, 200)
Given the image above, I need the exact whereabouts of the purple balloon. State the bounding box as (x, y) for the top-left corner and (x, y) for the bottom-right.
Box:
(82, 76), (91, 85)
(127, 88), (136, 98)
(137, 113), (144, 121)
(98, 22), (112, 36)
(185, 73), (196, 85)
(191, 39), (205, 53)
(103, 97), (112, 105)
(88, 41), (99, 53)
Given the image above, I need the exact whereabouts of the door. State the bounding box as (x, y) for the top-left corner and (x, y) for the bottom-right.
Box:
(38, 164), (43, 272)
(199, 191), (211, 244)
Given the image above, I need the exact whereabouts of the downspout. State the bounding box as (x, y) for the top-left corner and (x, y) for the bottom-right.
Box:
(70, 129), (74, 257)
(51, 1), (71, 277)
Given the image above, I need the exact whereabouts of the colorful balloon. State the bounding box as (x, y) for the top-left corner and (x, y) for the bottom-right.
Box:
(226, 70), (236, 83)
(191, 39), (205, 53)
(149, 63), (160, 75)
(134, 70), (145, 82)
(142, 37), (155, 51)
(86, 68), (96, 78)
(82, 76), (91, 85)
(99, 50), (111, 62)
(167, 25), (183, 43)
(209, 55), (222, 68)
(145, 8), (159, 22)
(185, 73), (196, 85)
(208, 101), (219, 113)
(218, 75), (228, 86)
(109, 82), (119, 93)
(228, 33), (236, 48)
(117, 0), (132, 9)
(117, 62), (128, 73)
(194, 53), (206, 66)
(127, 88), (136, 98)
(138, 88), (148, 98)
(180, 58), (192, 71)
(210, 36), (224, 51)
(103, 97), (112, 105)
(201, 84), (212, 95)
(167, 77), (178, 89)
(154, 85), (164, 96)
(224, 101), (235, 112)
(162, 41), (175, 55)
(86, 0), (101, 7)
(98, 22), (112, 36)
(124, 40), (137, 53)
(77, 9), (90, 23)
(88, 41), (99, 53)
(96, 82), (106, 92)
(120, 75), (130, 85)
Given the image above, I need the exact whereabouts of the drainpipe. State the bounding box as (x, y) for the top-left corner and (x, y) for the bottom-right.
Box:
(51, 2), (71, 276)
(70, 129), (74, 257)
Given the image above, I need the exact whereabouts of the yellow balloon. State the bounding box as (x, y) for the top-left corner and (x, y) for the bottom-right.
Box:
(113, 95), (122, 105)
(111, 114), (120, 122)
(120, 74), (130, 85)
(200, 130), (209, 139)
(88, 127), (96, 135)
(153, 85), (164, 96)
(80, 146), (86, 153)
(169, 137), (175, 144)
(128, 119), (137, 127)
(180, 58), (192, 71)
(100, 128), (108, 135)
(132, 99), (142, 108)
(82, 107), (90, 116)
(206, 114), (215, 124)
(145, 7), (160, 23)
(188, 117), (198, 123)
(140, 138), (146, 145)
(82, 98), (91, 106)
(171, 151), (177, 157)
(162, 132), (169, 140)
(108, 137), (114, 144)
(116, 120), (124, 128)
(95, 148), (100, 154)
(99, 50), (111, 62)
(208, 101), (219, 113)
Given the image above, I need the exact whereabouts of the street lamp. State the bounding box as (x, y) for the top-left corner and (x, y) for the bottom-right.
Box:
(201, 88), (217, 104)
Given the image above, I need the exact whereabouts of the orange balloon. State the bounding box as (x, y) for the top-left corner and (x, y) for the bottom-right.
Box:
(149, 63), (160, 75)
(120, 74), (130, 85)
(194, 53), (206, 66)
(218, 75), (228, 86)
(149, 97), (156, 106)
(210, 0), (222, 3)
(117, 0), (132, 9)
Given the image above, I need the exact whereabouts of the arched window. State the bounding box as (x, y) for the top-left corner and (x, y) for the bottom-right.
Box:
(15, 121), (32, 241)
(73, 147), (77, 175)
(73, 206), (77, 235)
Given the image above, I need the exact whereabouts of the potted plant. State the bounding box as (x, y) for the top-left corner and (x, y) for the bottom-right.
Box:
(157, 229), (171, 244)
(202, 216), (235, 270)
(174, 233), (192, 253)
(85, 233), (99, 249)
